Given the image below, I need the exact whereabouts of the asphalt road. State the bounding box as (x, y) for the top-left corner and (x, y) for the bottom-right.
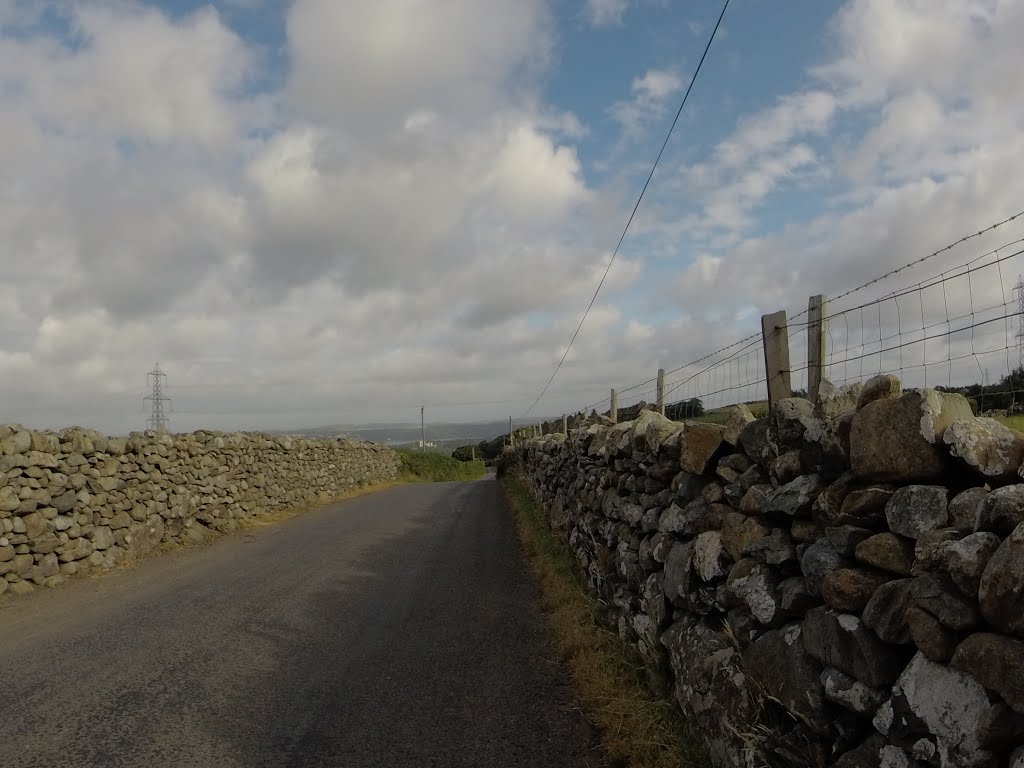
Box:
(0, 478), (603, 768)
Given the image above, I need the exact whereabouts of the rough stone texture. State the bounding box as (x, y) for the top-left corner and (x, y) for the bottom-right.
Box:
(950, 633), (1024, 715)
(822, 666), (888, 715)
(744, 624), (828, 733)
(855, 533), (915, 576)
(724, 403), (756, 446)
(944, 417), (1024, 485)
(885, 486), (949, 539)
(678, 423), (726, 475)
(802, 607), (909, 688)
(511, 394), (1024, 768)
(823, 568), (890, 613)
(944, 532), (1002, 596)
(0, 426), (400, 593)
(978, 523), (1024, 638)
(764, 474), (826, 517)
(976, 484), (1024, 536)
(801, 538), (848, 598)
(850, 390), (972, 482)
(857, 375), (902, 411)
(873, 653), (994, 768)
(947, 487), (987, 532)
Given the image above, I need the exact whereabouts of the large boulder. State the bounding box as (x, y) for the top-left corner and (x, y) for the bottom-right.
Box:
(944, 417), (1024, 485)
(857, 374), (902, 410)
(947, 487), (988, 532)
(723, 403), (756, 446)
(885, 485), (949, 539)
(850, 390), (973, 482)
(976, 485), (1024, 536)
(764, 474), (826, 518)
(873, 653), (995, 768)
(943, 532), (1002, 596)
(978, 523), (1024, 637)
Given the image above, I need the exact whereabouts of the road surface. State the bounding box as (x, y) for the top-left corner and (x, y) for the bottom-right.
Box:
(0, 478), (603, 768)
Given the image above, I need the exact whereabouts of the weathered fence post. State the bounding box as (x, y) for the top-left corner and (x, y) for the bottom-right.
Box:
(807, 294), (827, 402)
(610, 389), (618, 424)
(562, 414), (568, 436)
(509, 416), (514, 448)
(657, 368), (666, 416)
(761, 310), (793, 408)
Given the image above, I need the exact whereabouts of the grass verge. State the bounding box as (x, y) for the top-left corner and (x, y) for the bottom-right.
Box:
(994, 414), (1024, 433)
(500, 472), (707, 768)
(397, 450), (488, 482)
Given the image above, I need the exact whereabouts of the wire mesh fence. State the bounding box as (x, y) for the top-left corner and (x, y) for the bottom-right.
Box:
(541, 212), (1024, 430)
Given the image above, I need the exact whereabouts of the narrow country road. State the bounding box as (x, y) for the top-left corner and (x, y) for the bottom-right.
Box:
(0, 478), (603, 768)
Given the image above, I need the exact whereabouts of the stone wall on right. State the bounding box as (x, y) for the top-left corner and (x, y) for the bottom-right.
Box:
(514, 375), (1024, 768)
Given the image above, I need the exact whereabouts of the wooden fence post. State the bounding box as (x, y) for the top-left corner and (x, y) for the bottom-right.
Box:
(657, 368), (666, 416)
(761, 310), (793, 407)
(610, 389), (618, 424)
(807, 294), (827, 402)
(562, 414), (568, 436)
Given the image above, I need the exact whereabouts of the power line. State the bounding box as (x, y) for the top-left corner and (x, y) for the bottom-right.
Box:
(143, 363), (171, 433)
(521, 0), (731, 417)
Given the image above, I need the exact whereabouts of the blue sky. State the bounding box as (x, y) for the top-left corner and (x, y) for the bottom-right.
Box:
(0, 0), (1022, 432)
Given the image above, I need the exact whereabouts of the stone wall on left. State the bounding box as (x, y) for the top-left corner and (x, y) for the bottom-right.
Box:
(0, 425), (401, 595)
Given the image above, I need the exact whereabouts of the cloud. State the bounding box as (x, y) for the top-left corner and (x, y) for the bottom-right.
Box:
(608, 68), (683, 135)
(584, 0), (630, 26)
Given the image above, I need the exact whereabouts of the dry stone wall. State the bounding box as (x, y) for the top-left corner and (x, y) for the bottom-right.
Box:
(513, 375), (1024, 768)
(0, 426), (399, 595)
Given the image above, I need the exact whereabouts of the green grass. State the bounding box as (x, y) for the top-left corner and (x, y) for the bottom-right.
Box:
(397, 450), (487, 482)
(994, 414), (1024, 433)
(501, 472), (707, 768)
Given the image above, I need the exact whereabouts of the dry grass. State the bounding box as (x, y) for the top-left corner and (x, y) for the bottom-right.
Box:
(994, 414), (1024, 434)
(501, 473), (708, 768)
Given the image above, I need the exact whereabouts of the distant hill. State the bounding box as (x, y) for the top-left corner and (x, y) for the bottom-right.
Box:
(273, 419), (543, 446)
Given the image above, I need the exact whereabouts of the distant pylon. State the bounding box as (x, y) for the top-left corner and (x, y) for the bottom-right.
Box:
(1016, 276), (1024, 369)
(144, 363), (171, 433)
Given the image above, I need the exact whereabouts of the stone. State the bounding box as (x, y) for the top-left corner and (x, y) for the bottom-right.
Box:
(777, 576), (817, 618)
(944, 532), (1001, 596)
(739, 484), (772, 514)
(885, 485), (949, 539)
(906, 606), (960, 663)
(88, 526), (115, 551)
(770, 450), (802, 484)
(790, 518), (823, 543)
(764, 474), (825, 518)
(8, 580), (34, 595)
(857, 374), (902, 410)
(856, 533), (915, 576)
(660, 615), (758, 768)
(946, 487), (987, 532)
(826, 525), (874, 557)
(692, 531), (726, 582)
(719, 513), (768, 561)
(821, 666), (888, 715)
(912, 528), (962, 575)
(978, 523), (1024, 637)
(976, 484), (1024, 536)
(850, 390), (972, 482)
(729, 562), (780, 626)
(662, 541), (694, 606)
(1014, 749), (1024, 768)
(21, 511), (48, 540)
(823, 568), (889, 613)
(723, 403), (755, 446)
(835, 734), (887, 768)
(802, 607), (910, 687)
(769, 397), (817, 449)
(678, 422), (726, 475)
(835, 485), (894, 527)
(0, 485), (20, 512)
(943, 417), (1024, 484)
(873, 653), (994, 768)
(738, 418), (770, 464)
(863, 579), (916, 644)
(800, 538), (847, 598)
(743, 624), (828, 732)
(910, 574), (978, 631)
(0, 430), (30, 456)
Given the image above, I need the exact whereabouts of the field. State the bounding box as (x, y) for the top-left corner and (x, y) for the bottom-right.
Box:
(396, 450), (487, 482)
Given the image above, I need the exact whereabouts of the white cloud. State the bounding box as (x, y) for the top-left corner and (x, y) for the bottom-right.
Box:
(584, 0), (629, 26)
(608, 68), (682, 135)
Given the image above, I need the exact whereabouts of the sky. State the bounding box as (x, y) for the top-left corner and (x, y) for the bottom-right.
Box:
(1, 0), (1024, 434)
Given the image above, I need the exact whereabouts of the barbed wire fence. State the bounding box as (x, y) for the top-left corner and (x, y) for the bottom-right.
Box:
(526, 211), (1024, 438)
